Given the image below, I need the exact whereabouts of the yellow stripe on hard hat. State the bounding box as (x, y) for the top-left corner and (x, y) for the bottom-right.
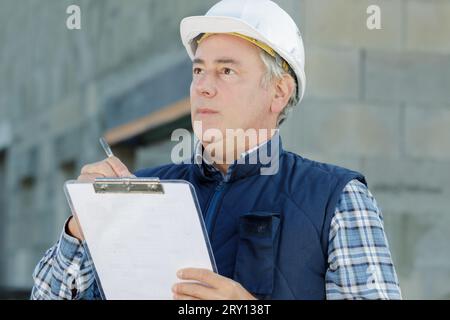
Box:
(197, 32), (290, 72)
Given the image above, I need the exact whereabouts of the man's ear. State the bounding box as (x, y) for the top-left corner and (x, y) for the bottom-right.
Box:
(270, 74), (295, 114)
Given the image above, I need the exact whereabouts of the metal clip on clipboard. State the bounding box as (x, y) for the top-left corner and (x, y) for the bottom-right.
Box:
(93, 177), (165, 194)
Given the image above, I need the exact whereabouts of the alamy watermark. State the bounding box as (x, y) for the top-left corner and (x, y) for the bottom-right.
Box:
(66, 4), (381, 31)
(367, 5), (382, 30)
(170, 121), (280, 176)
(66, 5), (81, 30)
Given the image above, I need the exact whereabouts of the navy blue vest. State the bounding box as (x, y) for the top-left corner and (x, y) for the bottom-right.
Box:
(135, 136), (366, 299)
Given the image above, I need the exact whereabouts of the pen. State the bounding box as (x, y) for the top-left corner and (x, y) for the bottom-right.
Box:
(99, 137), (114, 158)
(99, 137), (136, 178)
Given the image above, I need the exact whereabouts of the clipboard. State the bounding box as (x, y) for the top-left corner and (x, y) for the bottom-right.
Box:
(64, 177), (217, 300)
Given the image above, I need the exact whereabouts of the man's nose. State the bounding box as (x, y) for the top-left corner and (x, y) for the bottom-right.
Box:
(194, 73), (217, 98)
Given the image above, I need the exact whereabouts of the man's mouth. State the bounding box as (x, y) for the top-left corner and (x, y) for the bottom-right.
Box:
(196, 107), (219, 115)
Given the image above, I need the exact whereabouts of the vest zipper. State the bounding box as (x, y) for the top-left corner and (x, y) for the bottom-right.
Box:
(204, 180), (227, 239)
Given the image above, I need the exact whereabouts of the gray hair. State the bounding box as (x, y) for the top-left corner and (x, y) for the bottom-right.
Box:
(259, 50), (299, 127)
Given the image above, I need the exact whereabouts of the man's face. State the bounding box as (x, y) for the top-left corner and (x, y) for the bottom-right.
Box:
(190, 34), (274, 145)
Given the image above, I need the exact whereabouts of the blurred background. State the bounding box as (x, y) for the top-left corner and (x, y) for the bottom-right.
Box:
(0, 0), (449, 299)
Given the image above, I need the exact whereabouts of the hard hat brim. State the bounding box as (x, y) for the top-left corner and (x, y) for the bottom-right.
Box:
(181, 16), (266, 59)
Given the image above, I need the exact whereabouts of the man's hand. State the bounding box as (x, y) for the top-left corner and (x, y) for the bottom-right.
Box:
(67, 156), (134, 241)
(77, 156), (133, 182)
(172, 268), (257, 300)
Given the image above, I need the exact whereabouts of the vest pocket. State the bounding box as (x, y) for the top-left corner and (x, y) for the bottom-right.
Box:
(233, 212), (280, 299)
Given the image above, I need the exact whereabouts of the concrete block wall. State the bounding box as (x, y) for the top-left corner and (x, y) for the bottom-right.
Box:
(0, 0), (449, 298)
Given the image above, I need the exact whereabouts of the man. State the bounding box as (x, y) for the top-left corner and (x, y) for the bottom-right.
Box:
(31, 0), (402, 300)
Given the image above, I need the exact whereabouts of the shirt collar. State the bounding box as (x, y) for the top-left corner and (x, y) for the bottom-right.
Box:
(193, 130), (282, 182)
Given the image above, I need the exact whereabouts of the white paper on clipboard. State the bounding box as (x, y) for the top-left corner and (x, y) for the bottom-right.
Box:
(64, 178), (216, 300)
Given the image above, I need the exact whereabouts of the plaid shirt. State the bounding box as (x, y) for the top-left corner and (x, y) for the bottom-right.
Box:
(31, 145), (402, 299)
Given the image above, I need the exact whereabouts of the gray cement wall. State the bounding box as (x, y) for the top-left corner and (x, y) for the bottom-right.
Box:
(0, 0), (449, 299)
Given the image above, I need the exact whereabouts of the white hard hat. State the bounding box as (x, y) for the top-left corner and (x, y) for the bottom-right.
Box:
(180, 0), (306, 103)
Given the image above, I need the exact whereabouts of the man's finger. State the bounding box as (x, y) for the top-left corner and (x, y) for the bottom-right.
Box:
(177, 268), (224, 288)
(77, 173), (106, 182)
(106, 156), (132, 177)
(80, 161), (116, 177)
(172, 282), (219, 300)
(172, 293), (200, 300)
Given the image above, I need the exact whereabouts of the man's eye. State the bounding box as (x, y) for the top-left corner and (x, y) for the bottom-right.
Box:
(193, 68), (203, 74)
(222, 68), (235, 75)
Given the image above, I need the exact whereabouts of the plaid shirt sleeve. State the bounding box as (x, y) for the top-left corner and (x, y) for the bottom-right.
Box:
(31, 218), (100, 300)
(325, 179), (402, 299)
